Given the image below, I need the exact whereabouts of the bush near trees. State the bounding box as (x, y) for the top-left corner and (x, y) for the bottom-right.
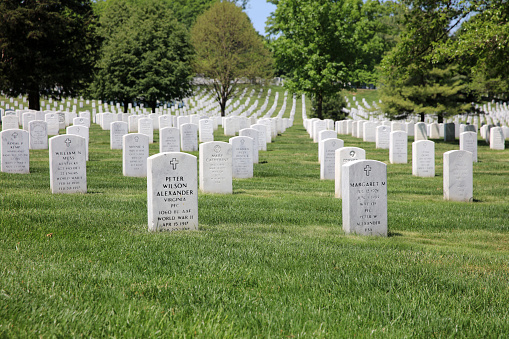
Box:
(0, 0), (100, 111)
(191, 1), (273, 117)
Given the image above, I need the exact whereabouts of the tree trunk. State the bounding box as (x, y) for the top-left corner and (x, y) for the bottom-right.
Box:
(123, 99), (130, 113)
(28, 90), (40, 111)
(420, 112), (425, 122)
(220, 99), (226, 117)
(438, 114), (444, 124)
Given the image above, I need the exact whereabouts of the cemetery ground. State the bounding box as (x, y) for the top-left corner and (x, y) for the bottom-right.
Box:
(1, 91), (509, 337)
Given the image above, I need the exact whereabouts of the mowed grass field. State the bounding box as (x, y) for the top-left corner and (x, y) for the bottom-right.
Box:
(1, 88), (509, 337)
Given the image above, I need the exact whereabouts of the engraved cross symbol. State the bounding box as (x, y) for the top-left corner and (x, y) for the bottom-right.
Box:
(12, 132), (18, 139)
(364, 165), (371, 176)
(134, 136), (139, 142)
(65, 138), (72, 147)
(170, 158), (179, 170)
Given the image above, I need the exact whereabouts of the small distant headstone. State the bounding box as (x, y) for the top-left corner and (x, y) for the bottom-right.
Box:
(389, 130), (408, 164)
(412, 140), (435, 177)
(138, 117), (154, 143)
(1, 129), (29, 173)
(443, 150), (473, 202)
(110, 121), (128, 150)
(49, 135), (86, 193)
(335, 147), (366, 198)
(375, 125), (390, 149)
(239, 128), (260, 164)
(2, 115), (19, 130)
(128, 115), (140, 133)
(229, 136), (254, 179)
(363, 122), (377, 142)
(414, 122), (427, 141)
(159, 115), (172, 130)
(199, 119), (214, 142)
(22, 112), (36, 131)
(251, 124), (267, 151)
(460, 132), (478, 162)
(45, 113), (60, 136)
(159, 127), (180, 153)
(57, 112), (66, 130)
(444, 123), (455, 142)
(180, 123), (198, 152)
(73, 117), (90, 128)
(199, 141), (232, 194)
(429, 123), (440, 139)
(29, 120), (48, 150)
(320, 138), (344, 180)
(67, 125), (89, 161)
(123, 133), (149, 177)
(318, 130), (338, 163)
(147, 152), (198, 232)
(489, 127), (505, 150)
(342, 160), (387, 236)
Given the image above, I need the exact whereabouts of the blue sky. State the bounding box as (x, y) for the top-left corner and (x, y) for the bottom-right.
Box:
(244, 0), (277, 35)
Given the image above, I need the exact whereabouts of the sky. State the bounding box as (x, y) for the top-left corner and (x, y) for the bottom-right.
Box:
(244, 0), (277, 35)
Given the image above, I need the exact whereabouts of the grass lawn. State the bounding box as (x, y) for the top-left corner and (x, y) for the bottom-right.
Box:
(1, 88), (509, 337)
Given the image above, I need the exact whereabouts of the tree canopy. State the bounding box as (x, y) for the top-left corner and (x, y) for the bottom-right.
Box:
(0, 0), (100, 110)
(191, 1), (273, 116)
(90, 0), (194, 112)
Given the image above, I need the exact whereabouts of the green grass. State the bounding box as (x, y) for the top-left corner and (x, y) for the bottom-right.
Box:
(1, 89), (509, 337)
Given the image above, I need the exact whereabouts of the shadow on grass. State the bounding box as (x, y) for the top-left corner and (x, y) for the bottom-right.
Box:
(388, 231), (403, 237)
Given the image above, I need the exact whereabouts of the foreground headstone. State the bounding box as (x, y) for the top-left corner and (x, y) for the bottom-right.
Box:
(443, 150), (473, 202)
(123, 133), (149, 177)
(342, 160), (387, 236)
(49, 135), (87, 193)
(335, 147), (365, 198)
(1, 129), (29, 173)
(29, 120), (48, 150)
(147, 152), (198, 232)
(412, 140), (435, 177)
(199, 141), (232, 194)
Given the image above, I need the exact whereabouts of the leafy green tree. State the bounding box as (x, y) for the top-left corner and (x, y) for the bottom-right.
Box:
(310, 92), (349, 121)
(268, 0), (396, 119)
(0, 0), (100, 111)
(91, 0), (194, 113)
(191, 1), (273, 116)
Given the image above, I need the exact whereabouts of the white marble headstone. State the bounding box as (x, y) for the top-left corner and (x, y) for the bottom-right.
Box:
(459, 132), (477, 162)
(489, 127), (505, 150)
(320, 138), (344, 180)
(29, 120), (48, 150)
(443, 150), (473, 202)
(412, 140), (435, 177)
(159, 127), (180, 153)
(342, 160), (387, 236)
(229, 136), (253, 179)
(67, 125), (89, 161)
(110, 121), (128, 150)
(2, 115), (19, 131)
(49, 135), (86, 193)
(199, 141), (232, 194)
(147, 152), (198, 232)
(375, 125), (390, 149)
(123, 133), (149, 177)
(334, 147), (366, 198)
(389, 131), (408, 164)
(239, 128), (260, 164)
(180, 123), (198, 152)
(1, 129), (29, 173)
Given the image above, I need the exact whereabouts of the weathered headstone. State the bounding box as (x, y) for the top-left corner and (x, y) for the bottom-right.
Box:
(199, 141), (232, 194)
(229, 136), (254, 179)
(49, 135), (86, 193)
(147, 152), (198, 232)
(29, 120), (48, 150)
(1, 129), (29, 173)
(159, 127), (180, 153)
(414, 122), (427, 141)
(335, 147), (366, 198)
(67, 125), (89, 161)
(389, 130), (408, 164)
(180, 123), (198, 152)
(459, 131), (478, 162)
(375, 125), (390, 149)
(443, 150), (473, 202)
(320, 138), (344, 180)
(444, 123), (455, 142)
(110, 121), (128, 150)
(123, 133), (149, 177)
(412, 140), (435, 177)
(489, 127), (505, 150)
(342, 160), (387, 236)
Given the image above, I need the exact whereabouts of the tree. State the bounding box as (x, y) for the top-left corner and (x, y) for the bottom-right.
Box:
(0, 0), (100, 111)
(90, 0), (194, 113)
(191, 1), (273, 117)
(310, 92), (349, 121)
(268, 0), (395, 119)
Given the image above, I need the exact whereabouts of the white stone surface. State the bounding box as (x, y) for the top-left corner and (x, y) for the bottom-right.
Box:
(29, 120), (48, 150)
(375, 125), (390, 149)
(138, 118), (154, 143)
(110, 122), (128, 150)
(389, 130), (408, 164)
(443, 150), (473, 202)
(251, 124), (267, 151)
(412, 140), (435, 177)
(460, 132), (478, 162)
(334, 147), (366, 198)
(319, 138), (344, 180)
(45, 113), (60, 135)
(147, 152), (198, 232)
(489, 127), (505, 150)
(49, 135), (86, 193)
(363, 122), (377, 142)
(199, 141), (232, 194)
(2, 115), (19, 130)
(67, 125), (89, 161)
(229, 136), (253, 179)
(199, 119), (214, 143)
(123, 133), (149, 177)
(239, 128), (260, 163)
(1, 129), (29, 173)
(342, 159), (387, 236)
(159, 127), (180, 153)
(414, 122), (427, 141)
(180, 123), (198, 152)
